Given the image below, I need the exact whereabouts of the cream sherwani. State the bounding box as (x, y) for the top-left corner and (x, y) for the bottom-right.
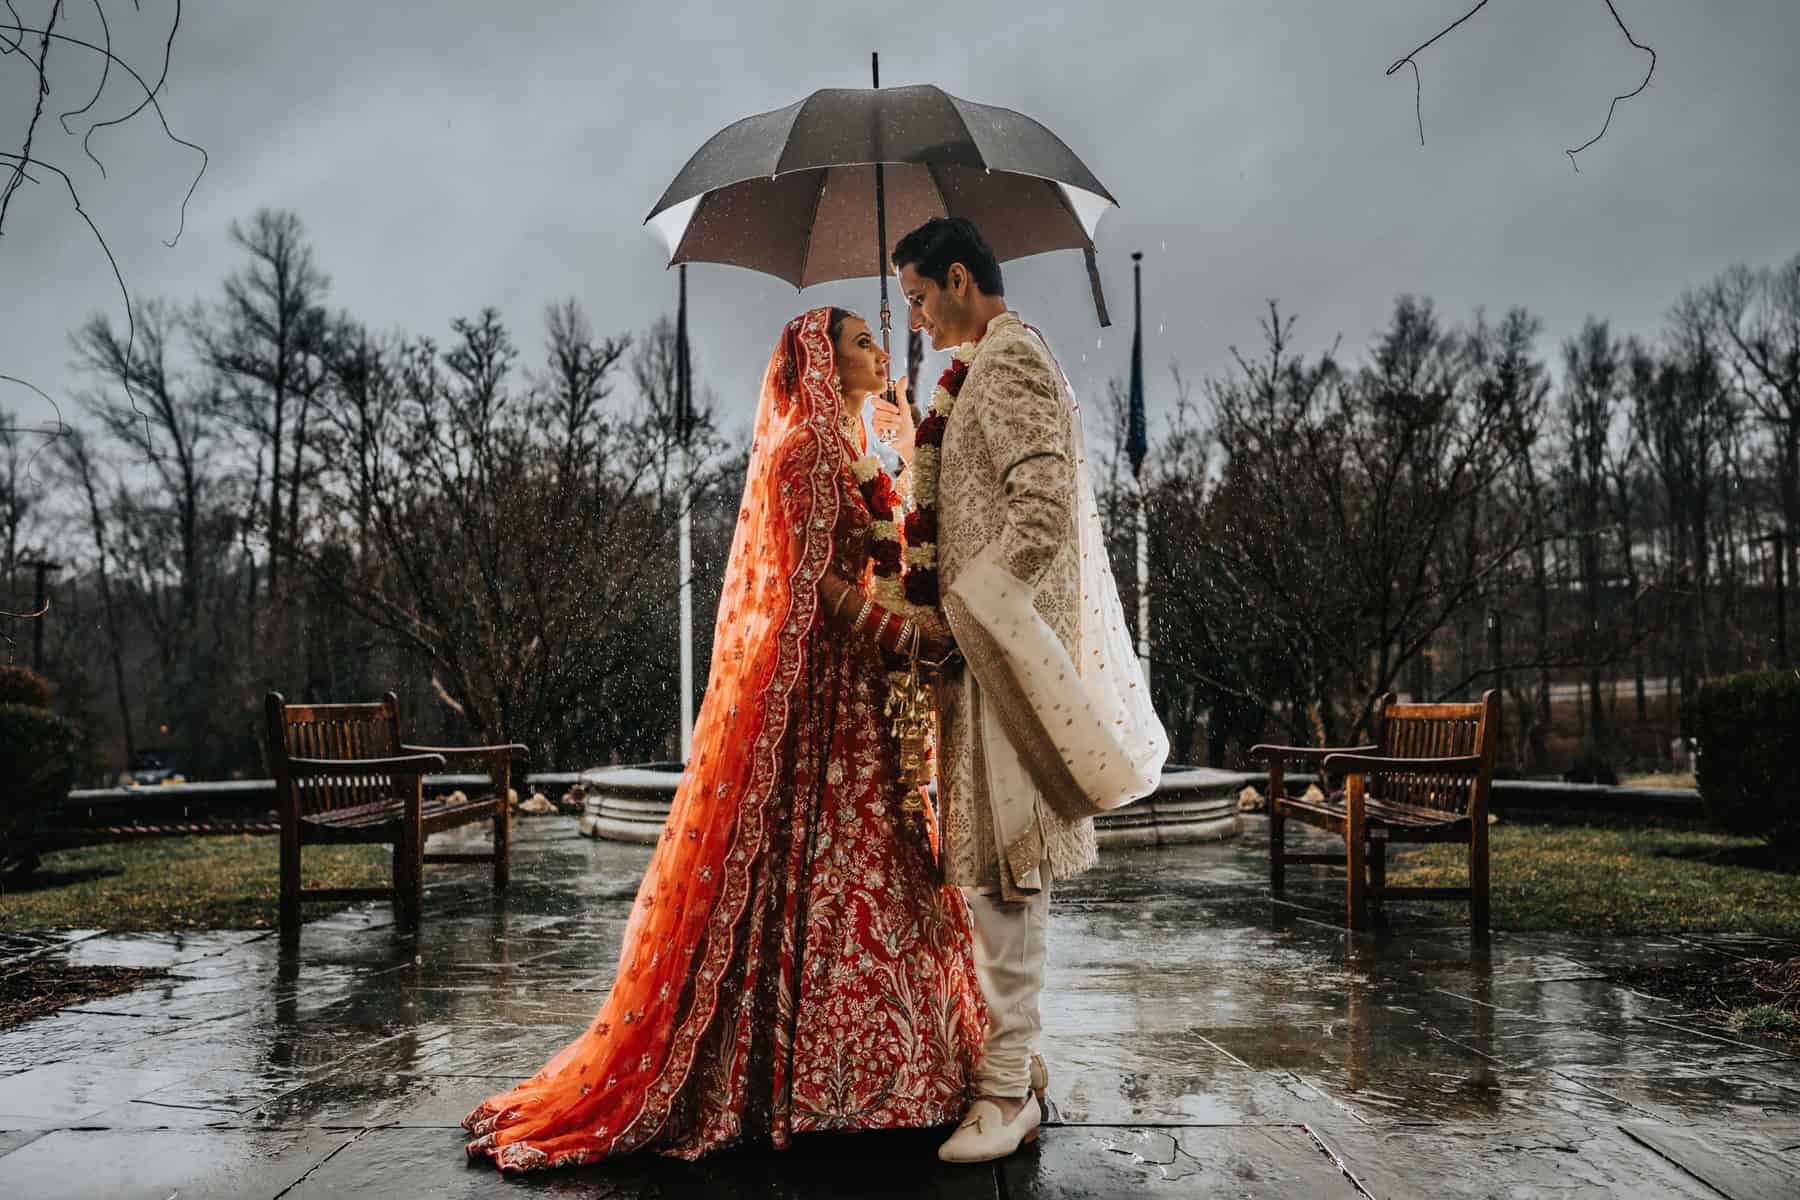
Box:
(933, 311), (1168, 1098)
(936, 311), (1167, 899)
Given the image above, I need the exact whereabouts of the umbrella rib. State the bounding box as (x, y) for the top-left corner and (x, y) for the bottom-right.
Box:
(924, 160), (953, 222)
(795, 168), (831, 289)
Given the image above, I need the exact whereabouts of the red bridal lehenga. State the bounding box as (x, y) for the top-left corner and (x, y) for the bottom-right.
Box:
(464, 308), (986, 1170)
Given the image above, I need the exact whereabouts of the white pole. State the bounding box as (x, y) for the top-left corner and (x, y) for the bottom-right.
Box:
(678, 462), (695, 763)
(1136, 470), (1151, 690)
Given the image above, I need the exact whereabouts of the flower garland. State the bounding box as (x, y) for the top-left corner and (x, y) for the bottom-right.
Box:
(847, 450), (904, 590)
(902, 339), (978, 609)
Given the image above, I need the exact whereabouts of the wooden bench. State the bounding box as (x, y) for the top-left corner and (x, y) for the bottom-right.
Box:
(1253, 690), (1499, 932)
(266, 691), (527, 946)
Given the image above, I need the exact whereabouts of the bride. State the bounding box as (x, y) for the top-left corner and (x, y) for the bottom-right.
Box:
(464, 307), (986, 1170)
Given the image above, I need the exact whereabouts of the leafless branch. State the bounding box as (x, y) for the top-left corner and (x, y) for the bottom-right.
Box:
(1565, 0), (1656, 171)
(2, 1), (25, 53)
(1386, 0), (1491, 147)
(0, 0), (61, 231)
(2, 2), (207, 456)
(58, 0), (111, 157)
(30, 18), (209, 244)
(1387, 0), (1656, 167)
(0, 149), (146, 443)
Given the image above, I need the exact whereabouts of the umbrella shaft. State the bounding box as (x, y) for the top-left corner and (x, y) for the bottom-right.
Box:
(873, 55), (894, 404)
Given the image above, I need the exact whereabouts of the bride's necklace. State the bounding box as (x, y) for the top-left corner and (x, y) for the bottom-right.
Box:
(835, 392), (865, 442)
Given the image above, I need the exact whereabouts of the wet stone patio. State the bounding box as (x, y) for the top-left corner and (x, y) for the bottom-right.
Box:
(2, 817), (1798, 1198)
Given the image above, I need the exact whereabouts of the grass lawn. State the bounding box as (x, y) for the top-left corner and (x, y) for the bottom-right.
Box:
(1390, 816), (1800, 937)
(0, 836), (391, 933)
(1619, 771), (1697, 790)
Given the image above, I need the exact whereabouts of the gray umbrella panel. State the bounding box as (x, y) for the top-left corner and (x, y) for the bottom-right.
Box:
(646, 83), (1117, 321)
(665, 162), (1103, 289)
(646, 84), (1115, 222)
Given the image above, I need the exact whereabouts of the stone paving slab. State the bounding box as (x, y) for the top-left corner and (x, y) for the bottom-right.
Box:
(1, 816), (1796, 1196)
(1620, 1120), (1800, 1200)
(1309, 1121), (1730, 1199)
(0, 1127), (359, 1200)
(289, 1126), (1004, 1200)
(1003, 1126), (1361, 1197)
(0, 1058), (197, 1126)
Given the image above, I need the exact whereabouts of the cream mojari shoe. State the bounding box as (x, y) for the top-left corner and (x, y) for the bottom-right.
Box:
(1029, 1053), (1049, 1105)
(937, 1093), (1041, 1164)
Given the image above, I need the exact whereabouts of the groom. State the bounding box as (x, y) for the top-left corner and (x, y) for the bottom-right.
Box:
(894, 217), (1166, 1164)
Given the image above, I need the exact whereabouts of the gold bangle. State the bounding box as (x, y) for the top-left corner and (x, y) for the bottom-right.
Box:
(851, 596), (876, 633)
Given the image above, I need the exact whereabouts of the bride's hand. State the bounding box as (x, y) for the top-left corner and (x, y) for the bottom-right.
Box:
(914, 614), (956, 665)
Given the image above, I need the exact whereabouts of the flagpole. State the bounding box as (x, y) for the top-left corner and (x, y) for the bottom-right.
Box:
(1130, 252), (1152, 690)
(676, 264), (695, 763)
(1136, 487), (1151, 689)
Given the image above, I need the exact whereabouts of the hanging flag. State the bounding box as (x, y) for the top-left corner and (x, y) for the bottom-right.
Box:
(1126, 252), (1148, 476)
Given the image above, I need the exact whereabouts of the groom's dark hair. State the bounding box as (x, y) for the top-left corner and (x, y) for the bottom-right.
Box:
(892, 217), (1003, 297)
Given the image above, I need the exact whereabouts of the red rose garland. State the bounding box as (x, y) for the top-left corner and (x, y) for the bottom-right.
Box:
(848, 451), (903, 582)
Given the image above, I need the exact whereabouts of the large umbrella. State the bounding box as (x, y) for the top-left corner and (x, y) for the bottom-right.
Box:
(645, 58), (1119, 366)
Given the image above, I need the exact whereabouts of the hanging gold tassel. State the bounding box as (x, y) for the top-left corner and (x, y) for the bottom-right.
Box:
(885, 624), (938, 857)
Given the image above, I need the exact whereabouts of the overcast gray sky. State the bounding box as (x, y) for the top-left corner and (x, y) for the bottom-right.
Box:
(5, 0), (1799, 442)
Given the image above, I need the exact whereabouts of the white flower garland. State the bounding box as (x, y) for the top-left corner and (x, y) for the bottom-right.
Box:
(906, 340), (977, 558)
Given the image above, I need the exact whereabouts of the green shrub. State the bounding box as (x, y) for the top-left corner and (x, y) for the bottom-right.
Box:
(1692, 670), (1800, 848)
(0, 702), (83, 851)
(1728, 1004), (1800, 1036)
(0, 665), (53, 708)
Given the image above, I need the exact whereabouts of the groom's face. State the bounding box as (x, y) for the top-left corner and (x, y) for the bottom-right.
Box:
(898, 262), (969, 352)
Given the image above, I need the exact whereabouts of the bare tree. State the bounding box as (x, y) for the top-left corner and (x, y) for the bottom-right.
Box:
(1632, 316), (1731, 725)
(196, 209), (331, 625)
(294, 305), (728, 765)
(1175, 299), (1544, 753)
(50, 426), (133, 761)
(1561, 317), (1624, 747)
(1707, 257), (1800, 590)
(70, 297), (246, 775)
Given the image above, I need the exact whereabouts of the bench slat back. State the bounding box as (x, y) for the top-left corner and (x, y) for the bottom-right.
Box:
(266, 692), (403, 817)
(1370, 690), (1499, 818)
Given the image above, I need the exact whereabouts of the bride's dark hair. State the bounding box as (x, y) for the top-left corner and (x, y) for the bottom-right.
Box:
(826, 307), (854, 345)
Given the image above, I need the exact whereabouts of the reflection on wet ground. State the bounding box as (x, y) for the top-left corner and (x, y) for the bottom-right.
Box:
(1, 816), (1796, 1196)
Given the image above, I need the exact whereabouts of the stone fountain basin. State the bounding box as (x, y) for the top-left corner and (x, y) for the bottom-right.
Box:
(577, 763), (1245, 847)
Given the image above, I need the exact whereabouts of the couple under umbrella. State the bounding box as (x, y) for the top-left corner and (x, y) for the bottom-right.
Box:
(464, 73), (1167, 1171)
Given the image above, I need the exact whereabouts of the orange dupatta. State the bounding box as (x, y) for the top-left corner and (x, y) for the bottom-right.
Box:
(465, 308), (847, 1169)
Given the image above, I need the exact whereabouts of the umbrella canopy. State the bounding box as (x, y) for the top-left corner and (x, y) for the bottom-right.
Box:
(645, 84), (1116, 322)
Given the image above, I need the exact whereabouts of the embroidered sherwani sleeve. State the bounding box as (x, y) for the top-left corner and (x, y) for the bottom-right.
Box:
(974, 340), (1075, 588)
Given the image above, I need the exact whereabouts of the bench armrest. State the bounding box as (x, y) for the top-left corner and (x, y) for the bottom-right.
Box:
(401, 743), (528, 771)
(287, 753), (446, 778)
(1321, 753), (1482, 776)
(1250, 743), (1378, 766)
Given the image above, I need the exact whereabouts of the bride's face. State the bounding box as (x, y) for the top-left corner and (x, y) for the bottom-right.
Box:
(833, 315), (889, 403)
